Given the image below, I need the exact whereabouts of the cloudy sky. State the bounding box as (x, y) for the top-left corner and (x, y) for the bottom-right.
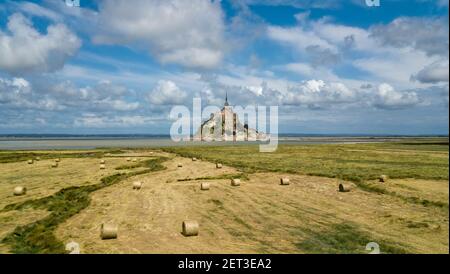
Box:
(0, 0), (448, 135)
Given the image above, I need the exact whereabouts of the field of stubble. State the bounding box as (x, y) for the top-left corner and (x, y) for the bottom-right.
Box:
(0, 140), (448, 254)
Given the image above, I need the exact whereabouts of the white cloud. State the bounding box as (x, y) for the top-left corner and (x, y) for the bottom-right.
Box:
(353, 49), (438, 88)
(239, 0), (340, 8)
(148, 80), (188, 105)
(49, 80), (140, 111)
(10, 1), (63, 22)
(74, 114), (159, 128)
(372, 83), (421, 109)
(278, 62), (339, 81)
(0, 77), (63, 110)
(1, 76), (140, 112)
(284, 79), (358, 108)
(412, 59), (449, 84)
(0, 13), (81, 74)
(369, 17), (449, 57)
(92, 0), (225, 69)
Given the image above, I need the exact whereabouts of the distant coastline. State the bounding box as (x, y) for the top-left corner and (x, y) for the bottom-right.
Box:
(0, 134), (447, 150)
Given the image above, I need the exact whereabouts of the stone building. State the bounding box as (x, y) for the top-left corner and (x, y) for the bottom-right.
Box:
(193, 93), (267, 141)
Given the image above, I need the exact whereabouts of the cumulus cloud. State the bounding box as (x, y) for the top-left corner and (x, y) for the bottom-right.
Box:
(239, 0), (341, 8)
(92, 0), (225, 69)
(74, 114), (159, 128)
(0, 77), (62, 110)
(9, 1), (63, 22)
(0, 13), (81, 74)
(284, 80), (358, 109)
(411, 59), (449, 84)
(49, 80), (140, 111)
(369, 17), (449, 57)
(148, 80), (188, 105)
(266, 15), (375, 67)
(1, 76), (140, 112)
(372, 83), (421, 109)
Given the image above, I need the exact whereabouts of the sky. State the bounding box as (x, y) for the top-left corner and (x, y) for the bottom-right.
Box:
(0, 0), (448, 135)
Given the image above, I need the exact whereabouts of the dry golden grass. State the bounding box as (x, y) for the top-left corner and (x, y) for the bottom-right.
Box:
(54, 156), (448, 254)
(0, 144), (448, 254)
(0, 155), (141, 210)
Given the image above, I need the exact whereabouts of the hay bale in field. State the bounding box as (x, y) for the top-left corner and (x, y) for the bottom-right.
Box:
(231, 178), (241, 186)
(126, 157), (131, 162)
(379, 175), (388, 183)
(100, 164), (106, 170)
(100, 224), (118, 240)
(51, 162), (58, 168)
(132, 158), (138, 162)
(192, 157), (197, 161)
(55, 158), (60, 162)
(177, 163), (183, 168)
(200, 182), (210, 190)
(100, 159), (106, 164)
(338, 183), (352, 192)
(132, 181), (142, 190)
(280, 178), (290, 185)
(182, 220), (199, 236)
(35, 157), (40, 161)
(216, 163), (223, 169)
(27, 159), (34, 164)
(13, 186), (27, 196)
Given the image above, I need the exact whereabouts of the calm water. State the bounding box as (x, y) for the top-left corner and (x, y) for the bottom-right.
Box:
(0, 136), (408, 150)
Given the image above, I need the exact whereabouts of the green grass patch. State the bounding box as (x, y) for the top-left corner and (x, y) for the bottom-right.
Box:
(177, 173), (249, 182)
(163, 141), (448, 182)
(0, 150), (125, 164)
(1, 157), (168, 254)
(295, 222), (409, 254)
(355, 182), (448, 208)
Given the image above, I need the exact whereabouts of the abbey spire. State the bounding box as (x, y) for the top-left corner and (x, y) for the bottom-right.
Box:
(224, 91), (229, 107)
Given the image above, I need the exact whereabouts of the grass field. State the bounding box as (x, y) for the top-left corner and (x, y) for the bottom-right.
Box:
(0, 139), (448, 254)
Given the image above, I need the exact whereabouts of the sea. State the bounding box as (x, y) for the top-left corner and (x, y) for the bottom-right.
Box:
(0, 134), (445, 150)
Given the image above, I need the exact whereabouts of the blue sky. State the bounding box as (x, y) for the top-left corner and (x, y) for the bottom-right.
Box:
(0, 0), (448, 135)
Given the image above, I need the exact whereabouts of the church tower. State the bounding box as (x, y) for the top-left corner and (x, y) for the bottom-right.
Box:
(224, 91), (229, 107)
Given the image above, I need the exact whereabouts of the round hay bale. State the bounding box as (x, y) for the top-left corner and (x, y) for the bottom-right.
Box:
(27, 159), (34, 164)
(51, 162), (58, 168)
(379, 175), (388, 183)
(200, 182), (210, 190)
(126, 157), (131, 162)
(216, 163), (223, 169)
(231, 178), (241, 186)
(132, 158), (138, 162)
(13, 186), (27, 196)
(99, 164), (106, 170)
(55, 158), (60, 163)
(100, 159), (106, 164)
(100, 224), (118, 240)
(177, 163), (183, 168)
(35, 157), (40, 161)
(280, 178), (290, 185)
(338, 183), (353, 192)
(132, 181), (142, 190)
(182, 220), (199, 237)
(192, 157), (197, 161)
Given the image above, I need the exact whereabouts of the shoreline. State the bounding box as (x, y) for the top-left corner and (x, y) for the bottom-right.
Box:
(0, 136), (447, 151)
